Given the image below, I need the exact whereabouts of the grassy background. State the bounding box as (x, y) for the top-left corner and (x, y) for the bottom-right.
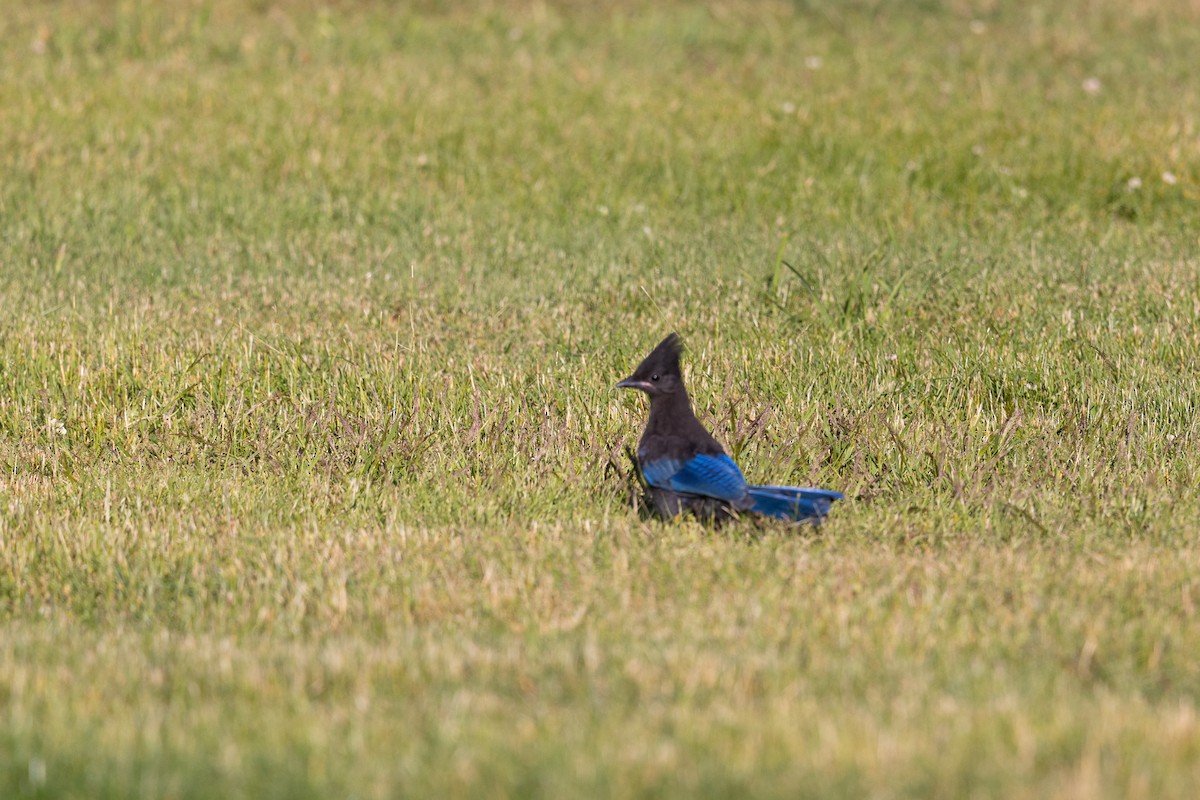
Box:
(3, 0), (1200, 796)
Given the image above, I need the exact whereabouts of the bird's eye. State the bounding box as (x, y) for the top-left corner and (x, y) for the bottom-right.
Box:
(651, 374), (659, 381)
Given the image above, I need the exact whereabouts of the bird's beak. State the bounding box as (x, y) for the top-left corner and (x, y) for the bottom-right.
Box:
(616, 377), (652, 392)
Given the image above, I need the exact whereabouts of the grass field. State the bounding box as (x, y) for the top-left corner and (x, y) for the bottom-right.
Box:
(3, 0), (1200, 796)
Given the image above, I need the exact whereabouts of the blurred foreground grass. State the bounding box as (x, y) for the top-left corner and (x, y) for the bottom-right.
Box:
(2, 1), (1200, 797)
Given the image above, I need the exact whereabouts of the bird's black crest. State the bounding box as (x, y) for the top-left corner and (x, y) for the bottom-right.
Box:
(638, 332), (684, 376)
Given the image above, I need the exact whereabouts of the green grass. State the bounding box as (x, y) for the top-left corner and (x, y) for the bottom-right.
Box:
(3, 0), (1200, 796)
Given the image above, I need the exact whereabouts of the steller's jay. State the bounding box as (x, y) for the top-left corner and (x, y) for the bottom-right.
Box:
(618, 333), (843, 524)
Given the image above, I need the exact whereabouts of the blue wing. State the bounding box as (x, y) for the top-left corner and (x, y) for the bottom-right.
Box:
(641, 453), (749, 502)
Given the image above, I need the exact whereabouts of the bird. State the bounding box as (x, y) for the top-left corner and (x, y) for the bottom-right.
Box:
(617, 332), (843, 524)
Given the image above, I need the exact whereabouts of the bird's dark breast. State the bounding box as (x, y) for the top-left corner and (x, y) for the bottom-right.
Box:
(637, 431), (723, 465)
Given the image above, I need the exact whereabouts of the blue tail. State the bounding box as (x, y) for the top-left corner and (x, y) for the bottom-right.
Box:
(746, 485), (845, 524)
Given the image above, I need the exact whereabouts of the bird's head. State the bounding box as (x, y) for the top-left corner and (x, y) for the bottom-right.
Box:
(617, 332), (685, 398)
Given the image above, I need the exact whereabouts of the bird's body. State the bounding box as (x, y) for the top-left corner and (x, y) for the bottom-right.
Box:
(618, 333), (843, 524)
